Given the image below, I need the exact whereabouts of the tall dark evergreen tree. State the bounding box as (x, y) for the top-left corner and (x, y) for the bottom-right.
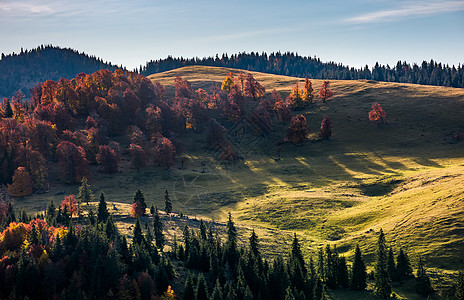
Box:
(164, 190), (172, 215)
(153, 206), (165, 250)
(249, 229), (260, 257)
(3, 99), (13, 118)
(76, 177), (94, 205)
(183, 273), (195, 300)
(132, 218), (144, 246)
(374, 229), (391, 298)
(134, 189), (147, 212)
(415, 257), (433, 297)
(396, 248), (412, 281)
(226, 212), (237, 248)
(350, 244), (367, 291)
(387, 248), (397, 282)
(456, 271), (464, 300)
(195, 273), (209, 300)
(97, 192), (109, 223)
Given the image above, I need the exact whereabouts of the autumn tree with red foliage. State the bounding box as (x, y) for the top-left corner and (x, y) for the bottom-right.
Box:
(129, 144), (147, 170)
(174, 76), (193, 98)
(272, 90), (292, 122)
(319, 116), (333, 139)
(130, 201), (144, 218)
(244, 73), (265, 101)
(56, 141), (89, 183)
(223, 86), (244, 122)
(145, 105), (163, 138)
(285, 115), (310, 144)
(153, 137), (176, 169)
(7, 167), (33, 197)
(369, 102), (387, 126)
(318, 81), (334, 102)
(96, 145), (119, 174)
(61, 194), (79, 216)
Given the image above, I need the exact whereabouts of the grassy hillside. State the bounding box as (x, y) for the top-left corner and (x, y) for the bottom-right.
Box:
(19, 66), (464, 295)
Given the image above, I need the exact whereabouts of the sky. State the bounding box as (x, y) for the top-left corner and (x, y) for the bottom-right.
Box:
(0, 0), (463, 71)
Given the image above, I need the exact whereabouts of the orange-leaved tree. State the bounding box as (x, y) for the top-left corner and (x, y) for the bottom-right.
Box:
(318, 81), (334, 103)
(369, 102), (387, 126)
(7, 167), (33, 197)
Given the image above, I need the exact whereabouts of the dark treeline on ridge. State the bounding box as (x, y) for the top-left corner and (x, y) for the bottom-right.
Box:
(0, 45), (121, 98)
(140, 52), (464, 88)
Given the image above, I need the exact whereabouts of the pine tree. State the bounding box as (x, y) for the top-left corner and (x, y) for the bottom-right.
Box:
(153, 207), (165, 250)
(134, 189), (147, 212)
(350, 244), (367, 290)
(456, 271), (464, 300)
(97, 192), (109, 223)
(415, 257), (433, 297)
(183, 273), (195, 300)
(210, 280), (223, 300)
(133, 218), (144, 246)
(226, 212), (237, 247)
(4, 98), (13, 118)
(337, 256), (349, 288)
(195, 274), (209, 300)
(374, 229), (391, 298)
(249, 229), (260, 257)
(199, 219), (207, 240)
(46, 200), (56, 224)
(77, 177), (94, 205)
(291, 233), (306, 274)
(164, 190), (172, 215)
(396, 248), (413, 281)
(387, 248), (397, 282)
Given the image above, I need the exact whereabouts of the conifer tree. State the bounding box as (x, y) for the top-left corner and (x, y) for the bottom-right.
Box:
(164, 190), (172, 215)
(249, 229), (260, 257)
(211, 280), (223, 300)
(3, 98), (13, 118)
(133, 218), (144, 246)
(134, 189), (147, 212)
(183, 274), (195, 300)
(396, 248), (412, 281)
(350, 244), (367, 290)
(415, 257), (433, 297)
(226, 212), (237, 248)
(153, 207), (165, 250)
(374, 229), (391, 298)
(97, 192), (109, 223)
(317, 247), (325, 280)
(77, 177), (94, 205)
(199, 220), (207, 240)
(456, 271), (464, 300)
(291, 233), (306, 274)
(337, 256), (349, 288)
(195, 273), (209, 300)
(387, 248), (397, 282)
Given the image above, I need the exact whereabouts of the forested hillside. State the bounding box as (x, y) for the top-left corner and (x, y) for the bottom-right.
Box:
(0, 45), (121, 98)
(141, 52), (464, 88)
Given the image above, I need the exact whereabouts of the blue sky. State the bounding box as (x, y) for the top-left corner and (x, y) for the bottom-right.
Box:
(1, 0), (463, 70)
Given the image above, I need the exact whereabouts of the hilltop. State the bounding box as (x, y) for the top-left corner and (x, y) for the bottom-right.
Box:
(0, 45), (121, 98)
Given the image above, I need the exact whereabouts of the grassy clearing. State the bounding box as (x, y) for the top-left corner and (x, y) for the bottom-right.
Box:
(16, 66), (464, 296)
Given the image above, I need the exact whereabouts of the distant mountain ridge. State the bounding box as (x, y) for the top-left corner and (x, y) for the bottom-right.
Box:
(0, 45), (121, 98)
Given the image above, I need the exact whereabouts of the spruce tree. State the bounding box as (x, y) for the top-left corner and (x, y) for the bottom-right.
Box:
(456, 271), (464, 300)
(337, 256), (349, 288)
(249, 229), (260, 257)
(132, 218), (144, 246)
(97, 192), (109, 223)
(195, 273), (209, 300)
(226, 212), (237, 247)
(351, 244), (367, 291)
(46, 200), (56, 224)
(153, 207), (165, 250)
(396, 248), (412, 281)
(183, 273), (195, 300)
(199, 219), (207, 240)
(387, 248), (397, 282)
(291, 233), (306, 274)
(76, 177), (94, 205)
(415, 257), (433, 297)
(4, 99), (13, 118)
(374, 229), (391, 298)
(210, 280), (223, 300)
(164, 190), (172, 214)
(134, 189), (147, 212)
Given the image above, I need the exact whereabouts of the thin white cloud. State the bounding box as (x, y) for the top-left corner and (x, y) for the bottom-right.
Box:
(345, 1), (464, 24)
(0, 2), (55, 15)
